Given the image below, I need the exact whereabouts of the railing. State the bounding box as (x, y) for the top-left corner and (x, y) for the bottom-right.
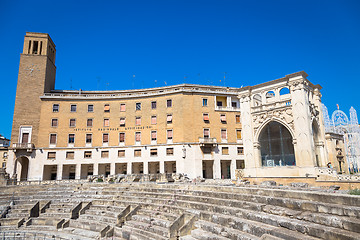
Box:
(215, 106), (241, 112)
(252, 99), (291, 113)
(11, 143), (35, 151)
(199, 137), (217, 144)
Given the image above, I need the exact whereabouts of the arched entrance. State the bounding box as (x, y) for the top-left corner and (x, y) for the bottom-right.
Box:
(259, 121), (295, 166)
(16, 156), (29, 181)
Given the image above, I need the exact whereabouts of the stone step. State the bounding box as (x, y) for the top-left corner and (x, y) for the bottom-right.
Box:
(29, 217), (62, 226)
(0, 217), (21, 226)
(61, 227), (100, 239)
(69, 218), (108, 232)
(131, 214), (172, 228)
(125, 219), (170, 238)
(78, 213), (117, 225)
(136, 208), (179, 221)
(180, 235), (198, 240)
(195, 220), (260, 240)
(121, 224), (168, 240)
(190, 228), (229, 240)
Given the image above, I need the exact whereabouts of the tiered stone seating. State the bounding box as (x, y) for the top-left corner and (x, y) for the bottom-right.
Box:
(0, 181), (359, 240)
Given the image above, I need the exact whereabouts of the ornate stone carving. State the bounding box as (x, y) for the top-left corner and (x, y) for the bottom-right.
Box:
(252, 107), (294, 132)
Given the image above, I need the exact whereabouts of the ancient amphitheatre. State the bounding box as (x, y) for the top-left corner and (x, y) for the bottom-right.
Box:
(1, 171), (360, 240)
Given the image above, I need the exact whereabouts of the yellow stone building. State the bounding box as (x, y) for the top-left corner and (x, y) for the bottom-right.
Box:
(8, 32), (337, 181)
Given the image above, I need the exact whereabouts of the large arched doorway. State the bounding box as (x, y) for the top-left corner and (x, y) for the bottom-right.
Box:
(16, 156), (29, 181)
(259, 121), (295, 166)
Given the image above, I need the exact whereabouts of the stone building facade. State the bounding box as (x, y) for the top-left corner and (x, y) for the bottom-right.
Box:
(7, 32), (331, 181)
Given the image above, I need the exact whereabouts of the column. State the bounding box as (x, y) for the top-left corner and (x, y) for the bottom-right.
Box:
(93, 163), (99, 176)
(159, 161), (165, 173)
(289, 73), (316, 167)
(110, 162), (116, 175)
(143, 161), (149, 174)
(214, 159), (221, 179)
(75, 164), (81, 180)
(57, 164), (63, 180)
(127, 161), (132, 175)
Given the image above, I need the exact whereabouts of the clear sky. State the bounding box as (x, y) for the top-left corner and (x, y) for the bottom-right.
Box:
(0, 0), (359, 139)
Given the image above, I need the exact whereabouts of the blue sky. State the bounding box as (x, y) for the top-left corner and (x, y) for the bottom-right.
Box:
(0, 0), (359, 139)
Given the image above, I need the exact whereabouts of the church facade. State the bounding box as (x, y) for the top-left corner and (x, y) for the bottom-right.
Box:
(7, 32), (333, 181)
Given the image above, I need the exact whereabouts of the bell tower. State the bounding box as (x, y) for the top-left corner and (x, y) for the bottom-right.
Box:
(11, 32), (56, 147)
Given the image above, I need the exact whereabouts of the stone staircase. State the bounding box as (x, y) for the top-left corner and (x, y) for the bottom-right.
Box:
(0, 182), (359, 239)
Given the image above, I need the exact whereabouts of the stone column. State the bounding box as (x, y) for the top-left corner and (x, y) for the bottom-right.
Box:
(214, 159), (221, 179)
(289, 73), (316, 169)
(57, 164), (63, 180)
(75, 164), (81, 180)
(239, 92), (257, 177)
(110, 162), (116, 175)
(93, 163), (99, 176)
(127, 162), (132, 174)
(313, 88), (328, 167)
(159, 161), (165, 174)
(143, 161), (149, 174)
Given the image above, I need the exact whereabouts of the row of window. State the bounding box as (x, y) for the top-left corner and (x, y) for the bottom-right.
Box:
(49, 130), (174, 145)
(51, 115), (174, 128)
(47, 147), (175, 159)
(48, 128), (241, 145)
(47, 146), (244, 160)
(51, 114), (241, 128)
(52, 100), (173, 113)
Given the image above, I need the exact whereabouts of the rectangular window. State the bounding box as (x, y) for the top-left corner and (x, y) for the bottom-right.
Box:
(84, 151), (92, 158)
(68, 134), (75, 144)
(52, 104), (59, 112)
(222, 147), (229, 155)
(50, 134), (57, 144)
(135, 117), (141, 126)
(87, 118), (93, 127)
(47, 152), (56, 159)
(135, 132), (141, 142)
(232, 102), (237, 108)
(217, 101), (222, 107)
(104, 118), (110, 127)
(167, 129), (173, 140)
(103, 133), (109, 143)
(166, 148), (174, 156)
(202, 98), (208, 107)
(220, 114), (226, 123)
(118, 150), (125, 157)
(221, 129), (227, 139)
(104, 104), (110, 112)
(167, 99), (172, 108)
(203, 129), (210, 138)
(136, 102), (141, 110)
(66, 151), (74, 159)
(236, 129), (242, 139)
(88, 104), (94, 112)
(151, 131), (157, 141)
(51, 119), (58, 127)
(151, 101), (157, 109)
(237, 147), (244, 155)
(236, 115), (241, 124)
(203, 113), (209, 122)
(134, 149), (141, 157)
(120, 118), (126, 127)
(120, 103), (126, 112)
(69, 118), (76, 127)
(86, 133), (92, 143)
(167, 114), (173, 124)
(70, 104), (77, 112)
(151, 116), (157, 125)
(119, 132), (125, 143)
(101, 151), (109, 158)
(150, 149), (157, 156)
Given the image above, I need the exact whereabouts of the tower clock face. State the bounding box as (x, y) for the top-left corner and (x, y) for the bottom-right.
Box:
(25, 64), (40, 77)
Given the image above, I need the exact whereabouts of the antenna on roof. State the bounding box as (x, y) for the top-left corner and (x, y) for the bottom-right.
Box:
(70, 78), (73, 90)
(96, 76), (101, 90)
(184, 75), (187, 83)
(106, 82), (109, 90)
(223, 72), (227, 86)
(132, 75), (135, 89)
(154, 79), (157, 87)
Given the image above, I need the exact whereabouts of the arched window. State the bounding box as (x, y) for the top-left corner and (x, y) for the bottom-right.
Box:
(279, 87), (290, 95)
(253, 94), (262, 106)
(259, 121), (295, 166)
(265, 91), (275, 99)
